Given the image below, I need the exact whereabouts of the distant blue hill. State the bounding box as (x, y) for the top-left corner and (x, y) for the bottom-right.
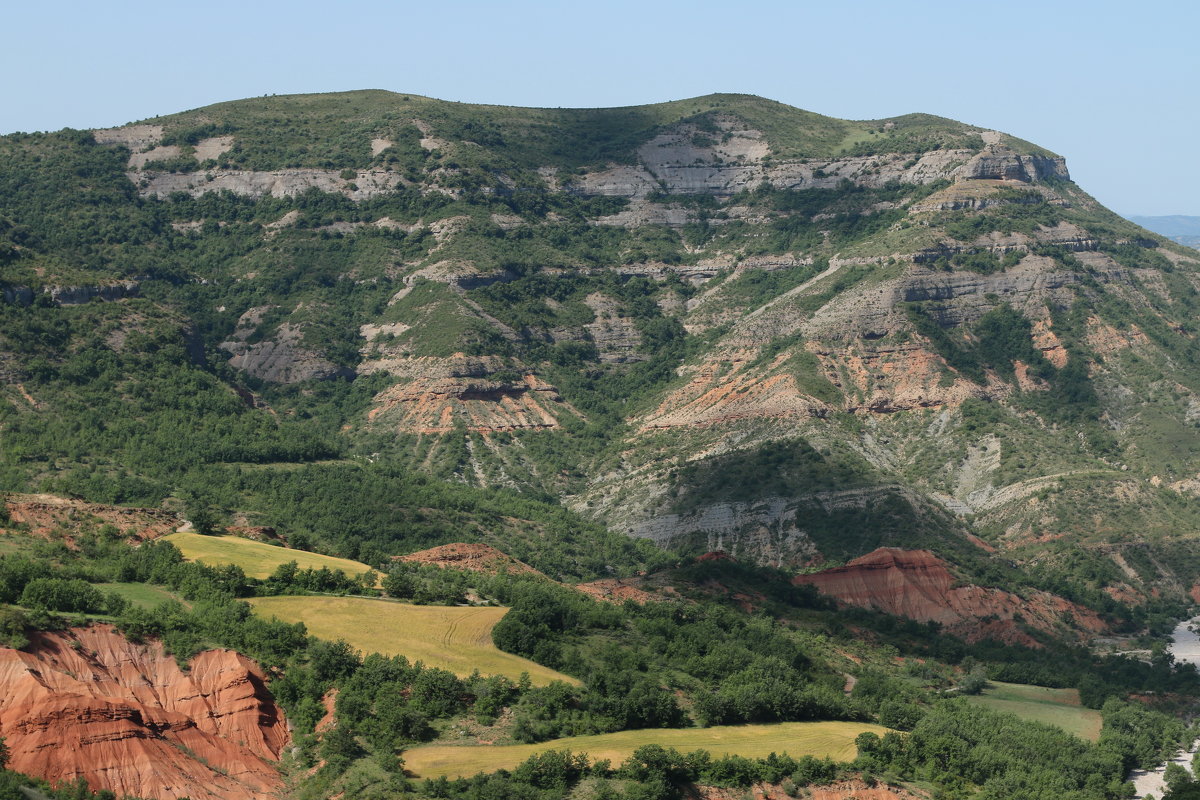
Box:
(1128, 215), (1200, 249)
(1128, 215), (1200, 237)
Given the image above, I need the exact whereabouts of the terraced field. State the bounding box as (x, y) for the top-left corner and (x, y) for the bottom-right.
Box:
(246, 595), (574, 686)
(967, 681), (1102, 741)
(163, 532), (376, 580)
(403, 721), (892, 778)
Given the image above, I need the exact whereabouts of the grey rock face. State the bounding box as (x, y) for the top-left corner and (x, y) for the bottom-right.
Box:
(583, 293), (644, 363)
(625, 485), (939, 568)
(47, 282), (140, 305)
(3, 287), (34, 305)
(220, 315), (352, 384)
(626, 498), (821, 567)
(135, 169), (405, 201)
(3, 282), (141, 306)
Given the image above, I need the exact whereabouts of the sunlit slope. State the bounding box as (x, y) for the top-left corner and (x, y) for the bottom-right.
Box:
(164, 532), (376, 580)
(246, 595), (575, 686)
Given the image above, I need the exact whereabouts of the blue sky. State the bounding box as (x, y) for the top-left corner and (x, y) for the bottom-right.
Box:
(6, 0), (1196, 215)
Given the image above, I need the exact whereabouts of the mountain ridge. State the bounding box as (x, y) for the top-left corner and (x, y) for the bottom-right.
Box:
(2, 89), (1199, 614)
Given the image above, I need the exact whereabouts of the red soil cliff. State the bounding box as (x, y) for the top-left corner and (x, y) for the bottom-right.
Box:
(794, 547), (1106, 647)
(0, 625), (288, 800)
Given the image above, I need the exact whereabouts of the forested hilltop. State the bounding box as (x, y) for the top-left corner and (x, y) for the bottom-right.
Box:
(3, 91), (1200, 800)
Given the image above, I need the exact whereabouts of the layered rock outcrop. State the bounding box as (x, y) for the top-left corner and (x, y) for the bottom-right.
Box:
(794, 548), (1107, 646)
(638, 357), (829, 430)
(583, 292), (644, 363)
(573, 119), (1066, 199)
(0, 625), (287, 800)
(365, 354), (578, 433)
(134, 169), (405, 201)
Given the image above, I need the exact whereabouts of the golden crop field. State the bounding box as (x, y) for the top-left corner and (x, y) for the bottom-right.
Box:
(246, 595), (574, 687)
(163, 532), (376, 580)
(967, 681), (1102, 742)
(403, 721), (892, 779)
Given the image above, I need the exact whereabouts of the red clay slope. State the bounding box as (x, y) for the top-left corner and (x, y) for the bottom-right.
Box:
(0, 624), (287, 800)
(395, 542), (543, 576)
(794, 547), (1106, 647)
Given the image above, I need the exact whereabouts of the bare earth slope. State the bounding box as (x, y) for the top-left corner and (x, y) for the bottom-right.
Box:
(0, 625), (287, 800)
(395, 542), (543, 575)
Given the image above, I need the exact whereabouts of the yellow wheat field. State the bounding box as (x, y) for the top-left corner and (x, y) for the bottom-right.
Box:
(164, 532), (376, 580)
(246, 595), (575, 687)
(403, 720), (892, 778)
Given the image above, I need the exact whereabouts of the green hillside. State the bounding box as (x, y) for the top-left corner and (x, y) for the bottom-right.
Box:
(3, 90), (1199, 598)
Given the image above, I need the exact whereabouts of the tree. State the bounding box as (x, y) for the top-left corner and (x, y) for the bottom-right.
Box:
(181, 491), (220, 535)
(0, 735), (9, 770)
(0, 607), (28, 650)
(1165, 762), (1193, 795)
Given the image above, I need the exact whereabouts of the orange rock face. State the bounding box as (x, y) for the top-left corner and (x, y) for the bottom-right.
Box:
(0, 625), (288, 800)
(829, 344), (989, 413)
(794, 548), (1106, 647)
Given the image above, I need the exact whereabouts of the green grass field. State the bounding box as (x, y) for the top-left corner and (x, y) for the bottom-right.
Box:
(403, 721), (892, 779)
(163, 532), (376, 580)
(967, 681), (1102, 742)
(93, 582), (183, 609)
(246, 595), (574, 687)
